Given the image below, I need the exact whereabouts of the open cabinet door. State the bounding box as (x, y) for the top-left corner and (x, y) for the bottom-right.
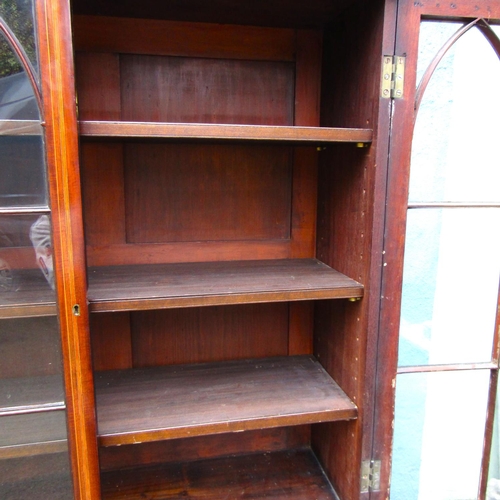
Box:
(373, 2), (500, 499)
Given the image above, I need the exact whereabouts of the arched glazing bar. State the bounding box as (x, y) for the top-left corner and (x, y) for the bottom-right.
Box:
(0, 14), (42, 115)
(415, 18), (500, 118)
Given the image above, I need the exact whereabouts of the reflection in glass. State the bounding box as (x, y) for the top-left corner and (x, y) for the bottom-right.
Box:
(399, 208), (500, 367)
(0, 30), (46, 208)
(0, 214), (55, 310)
(410, 26), (500, 203)
(0, 0), (38, 73)
(391, 370), (490, 500)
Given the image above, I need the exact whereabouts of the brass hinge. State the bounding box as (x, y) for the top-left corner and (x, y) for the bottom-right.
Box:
(381, 55), (405, 99)
(361, 459), (381, 493)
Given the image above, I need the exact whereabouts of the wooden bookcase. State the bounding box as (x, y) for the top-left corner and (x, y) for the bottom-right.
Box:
(63, 0), (391, 498)
(4, 1), (499, 498)
(0, 0), (399, 498)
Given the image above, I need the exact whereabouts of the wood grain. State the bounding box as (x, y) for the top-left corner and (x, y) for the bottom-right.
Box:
(130, 303), (288, 367)
(101, 448), (338, 499)
(74, 52), (121, 121)
(72, 15), (295, 61)
(80, 142), (126, 247)
(123, 143), (291, 243)
(35, 1), (101, 497)
(87, 259), (363, 312)
(80, 121), (373, 143)
(120, 55), (294, 125)
(95, 355), (357, 446)
(90, 312), (133, 371)
(99, 427), (310, 471)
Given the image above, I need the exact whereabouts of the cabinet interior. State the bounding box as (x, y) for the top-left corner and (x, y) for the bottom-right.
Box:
(70, 0), (386, 497)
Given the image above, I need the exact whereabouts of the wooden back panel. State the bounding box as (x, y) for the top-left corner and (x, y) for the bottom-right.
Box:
(78, 14), (321, 478)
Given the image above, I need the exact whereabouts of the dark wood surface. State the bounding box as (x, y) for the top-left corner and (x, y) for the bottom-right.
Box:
(129, 304), (289, 368)
(79, 121), (373, 143)
(73, 15), (295, 61)
(0, 375), (64, 414)
(120, 56), (294, 126)
(87, 259), (363, 312)
(72, 0), (355, 28)
(101, 448), (338, 499)
(99, 426), (310, 472)
(101, 448), (337, 499)
(123, 144), (291, 244)
(95, 355), (357, 446)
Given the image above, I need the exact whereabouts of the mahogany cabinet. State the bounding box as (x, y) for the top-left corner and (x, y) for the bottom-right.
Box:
(2, 0), (499, 498)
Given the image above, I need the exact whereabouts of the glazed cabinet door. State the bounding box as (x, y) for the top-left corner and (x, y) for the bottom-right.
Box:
(374, 1), (500, 499)
(0, 0), (100, 498)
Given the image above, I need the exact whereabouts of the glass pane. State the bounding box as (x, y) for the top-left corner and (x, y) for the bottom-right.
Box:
(0, 453), (73, 500)
(391, 370), (490, 500)
(399, 208), (500, 367)
(416, 21), (461, 84)
(410, 26), (500, 203)
(0, 215), (55, 311)
(0, 32), (46, 207)
(0, 0), (38, 72)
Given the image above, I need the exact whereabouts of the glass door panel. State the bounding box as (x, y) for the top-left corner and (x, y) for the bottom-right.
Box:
(399, 208), (500, 367)
(0, 2), (73, 498)
(390, 13), (500, 500)
(392, 370), (490, 499)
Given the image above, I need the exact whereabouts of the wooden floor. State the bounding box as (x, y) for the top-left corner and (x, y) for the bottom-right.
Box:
(101, 448), (338, 499)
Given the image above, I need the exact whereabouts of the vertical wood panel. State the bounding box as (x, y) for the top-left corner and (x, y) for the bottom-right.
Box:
(288, 302), (314, 356)
(124, 143), (292, 243)
(131, 304), (289, 367)
(80, 142), (126, 247)
(90, 313), (133, 371)
(313, 0), (392, 497)
(35, 0), (101, 498)
(121, 55), (294, 125)
(99, 426), (310, 472)
(295, 29), (322, 127)
(288, 29), (323, 359)
(74, 52), (121, 121)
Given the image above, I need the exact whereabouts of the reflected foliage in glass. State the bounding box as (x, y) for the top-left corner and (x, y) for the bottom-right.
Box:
(0, 0), (37, 77)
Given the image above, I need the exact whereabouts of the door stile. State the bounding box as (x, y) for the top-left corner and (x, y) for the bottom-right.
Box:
(35, 0), (101, 498)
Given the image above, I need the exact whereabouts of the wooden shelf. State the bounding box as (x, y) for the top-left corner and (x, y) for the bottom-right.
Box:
(0, 375), (65, 415)
(79, 121), (373, 144)
(0, 270), (56, 319)
(87, 258), (363, 312)
(101, 448), (338, 499)
(95, 355), (357, 446)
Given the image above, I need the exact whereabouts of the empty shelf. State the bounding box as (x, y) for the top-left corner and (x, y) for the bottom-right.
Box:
(87, 258), (363, 312)
(95, 355), (357, 446)
(79, 121), (373, 144)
